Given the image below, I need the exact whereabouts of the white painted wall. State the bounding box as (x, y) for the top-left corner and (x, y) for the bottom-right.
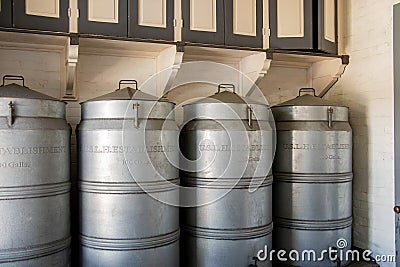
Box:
(255, 1), (398, 264)
(325, 1), (398, 264)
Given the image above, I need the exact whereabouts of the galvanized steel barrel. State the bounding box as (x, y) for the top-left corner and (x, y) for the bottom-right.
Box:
(0, 75), (71, 266)
(180, 84), (274, 267)
(78, 80), (179, 267)
(271, 88), (352, 266)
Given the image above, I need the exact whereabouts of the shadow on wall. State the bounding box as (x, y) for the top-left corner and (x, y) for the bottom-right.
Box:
(345, 97), (370, 250)
(257, 66), (309, 106)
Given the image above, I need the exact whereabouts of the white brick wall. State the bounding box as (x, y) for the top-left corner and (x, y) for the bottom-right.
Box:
(324, 1), (399, 265)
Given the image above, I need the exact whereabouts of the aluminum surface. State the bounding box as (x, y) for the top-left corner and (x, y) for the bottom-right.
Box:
(78, 82), (179, 267)
(180, 85), (274, 267)
(0, 76), (71, 267)
(272, 89), (353, 267)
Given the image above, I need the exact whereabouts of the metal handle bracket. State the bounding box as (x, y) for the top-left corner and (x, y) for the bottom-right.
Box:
(247, 105), (253, 129)
(328, 106), (334, 128)
(133, 102), (140, 128)
(7, 101), (15, 127)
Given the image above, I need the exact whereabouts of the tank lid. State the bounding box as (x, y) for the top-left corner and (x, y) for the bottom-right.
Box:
(85, 80), (169, 102)
(186, 84), (266, 106)
(0, 75), (58, 101)
(274, 88), (345, 107)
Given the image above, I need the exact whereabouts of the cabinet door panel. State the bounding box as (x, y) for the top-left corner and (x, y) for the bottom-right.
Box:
(13, 0), (69, 32)
(79, 0), (128, 37)
(225, 0), (263, 48)
(317, 0), (338, 54)
(269, 0), (313, 50)
(0, 0), (12, 28)
(129, 0), (174, 40)
(182, 0), (225, 45)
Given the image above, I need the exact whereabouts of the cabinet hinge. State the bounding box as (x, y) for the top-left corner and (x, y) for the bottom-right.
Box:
(174, 19), (183, 28)
(262, 28), (270, 37)
(68, 8), (79, 18)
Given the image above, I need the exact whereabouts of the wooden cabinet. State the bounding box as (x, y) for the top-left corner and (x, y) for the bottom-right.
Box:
(0, 0), (339, 54)
(269, 0), (338, 54)
(79, 0), (174, 40)
(79, 0), (128, 37)
(0, 0), (12, 28)
(182, 0), (264, 48)
(317, 0), (337, 54)
(224, 0), (263, 48)
(182, 0), (225, 45)
(13, 0), (70, 32)
(129, 0), (175, 40)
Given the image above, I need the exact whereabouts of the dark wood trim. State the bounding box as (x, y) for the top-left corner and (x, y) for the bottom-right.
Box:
(224, 0), (263, 48)
(13, 0), (69, 33)
(0, 0), (12, 28)
(0, 27), (69, 36)
(78, 33), (177, 45)
(78, 0), (128, 37)
(269, 0), (314, 50)
(316, 0), (338, 54)
(128, 0), (174, 41)
(266, 48), (344, 59)
(182, 0), (225, 45)
(184, 41), (264, 51)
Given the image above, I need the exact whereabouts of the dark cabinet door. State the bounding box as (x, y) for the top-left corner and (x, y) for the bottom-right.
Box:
(269, 0), (338, 54)
(129, 0), (174, 41)
(224, 0), (263, 48)
(79, 0), (128, 37)
(269, 0), (314, 50)
(13, 0), (69, 32)
(182, 0), (225, 45)
(316, 0), (338, 54)
(0, 0), (12, 28)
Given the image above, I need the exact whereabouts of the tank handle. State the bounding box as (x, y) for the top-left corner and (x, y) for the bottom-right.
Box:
(217, 84), (236, 94)
(118, 80), (138, 90)
(298, 88), (316, 96)
(2, 75), (25, 87)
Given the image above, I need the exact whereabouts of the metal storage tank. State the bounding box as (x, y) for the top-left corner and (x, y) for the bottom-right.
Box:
(180, 84), (274, 267)
(78, 80), (179, 267)
(272, 88), (352, 266)
(0, 75), (71, 266)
